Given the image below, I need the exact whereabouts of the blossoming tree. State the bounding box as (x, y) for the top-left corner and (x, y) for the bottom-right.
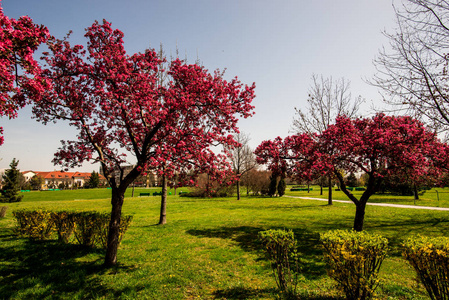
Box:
(31, 20), (255, 266)
(256, 114), (449, 231)
(0, 1), (49, 144)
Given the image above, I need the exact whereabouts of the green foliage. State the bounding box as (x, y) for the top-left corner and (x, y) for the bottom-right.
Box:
(403, 235), (449, 300)
(346, 172), (359, 187)
(320, 230), (389, 300)
(12, 209), (54, 240)
(1, 158), (24, 203)
(277, 177), (286, 197)
(258, 229), (299, 296)
(73, 212), (132, 248)
(86, 171), (100, 189)
(72, 211), (108, 247)
(11, 209), (132, 248)
(268, 174), (277, 197)
(51, 211), (76, 243)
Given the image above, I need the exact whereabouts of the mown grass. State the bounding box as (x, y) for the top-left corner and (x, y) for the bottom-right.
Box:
(1, 188), (448, 299)
(18, 187), (188, 202)
(286, 185), (449, 208)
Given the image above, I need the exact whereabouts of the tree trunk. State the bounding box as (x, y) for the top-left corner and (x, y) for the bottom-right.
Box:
(237, 180), (241, 200)
(414, 184), (419, 200)
(104, 189), (125, 267)
(159, 174), (167, 225)
(328, 175), (333, 205)
(320, 184), (323, 196)
(353, 201), (367, 231)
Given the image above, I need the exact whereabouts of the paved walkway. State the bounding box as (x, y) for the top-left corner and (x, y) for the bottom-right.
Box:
(285, 195), (449, 211)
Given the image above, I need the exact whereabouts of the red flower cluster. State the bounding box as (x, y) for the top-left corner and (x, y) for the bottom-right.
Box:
(0, 1), (50, 144)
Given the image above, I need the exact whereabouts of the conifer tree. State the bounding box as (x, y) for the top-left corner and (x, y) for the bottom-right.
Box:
(87, 171), (100, 188)
(1, 158), (24, 203)
(268, 173), (277, 197)
(277, 177), (286, 197)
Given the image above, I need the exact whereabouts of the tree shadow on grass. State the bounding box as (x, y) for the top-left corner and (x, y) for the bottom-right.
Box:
(186, 225), (328, 280)
(365, 216), (449, 257)
(0, 229), (138, 299)
(213, 286), (343, 300)
(213, 286), (277, 299)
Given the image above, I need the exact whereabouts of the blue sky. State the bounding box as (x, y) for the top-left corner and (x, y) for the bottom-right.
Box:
(0, 0), (396, 172)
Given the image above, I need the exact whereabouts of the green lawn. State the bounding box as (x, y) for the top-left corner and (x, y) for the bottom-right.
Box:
(1, 188), (448, 299)
(18, 187), (188, 202)
(286, 185), (449, 208)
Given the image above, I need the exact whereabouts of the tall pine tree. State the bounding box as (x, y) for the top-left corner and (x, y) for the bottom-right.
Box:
(1, 158), (23, 203)
(87, 171), (100, 189)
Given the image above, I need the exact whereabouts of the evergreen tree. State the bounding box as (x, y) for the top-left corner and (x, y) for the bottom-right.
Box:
(87, 171), (100, 189)
(268, 173), (277, 197)
(1, 158), (24, 203)
(277, 177), (286, 197)
(345, 172), (358, 187)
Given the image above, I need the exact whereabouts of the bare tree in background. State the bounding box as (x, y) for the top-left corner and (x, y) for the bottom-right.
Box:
(230, 132), (257, 200)
(292, 74), (364, 205)
(372, 0), (449, 137)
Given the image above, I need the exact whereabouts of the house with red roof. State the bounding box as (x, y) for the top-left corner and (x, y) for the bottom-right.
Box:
(22, 171), (106, 190)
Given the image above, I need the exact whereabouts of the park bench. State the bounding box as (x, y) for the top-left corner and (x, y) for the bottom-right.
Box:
(139, 192), (151, 197)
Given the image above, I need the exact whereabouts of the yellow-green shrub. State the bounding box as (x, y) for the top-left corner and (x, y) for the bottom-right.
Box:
(320, 230), (388, 300)
(259, 229), (299, 296)
(72, 211), (106, 247)
(12, 209), (133, 249)
(12, 209), (54, 240)
(72, 212), (133, 249)
(51, 211), (77, 243)
(403, 235), (449, 300)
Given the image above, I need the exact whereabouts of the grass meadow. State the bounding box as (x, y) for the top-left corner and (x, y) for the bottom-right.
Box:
(1, 186), (449, 299)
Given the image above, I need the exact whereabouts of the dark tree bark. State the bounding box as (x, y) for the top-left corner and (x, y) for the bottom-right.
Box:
(104, 187), (125, 267)
(236, 180), (241, 200)
(328, 175), (333, 205)
(353, 202), (367, 232)
(159, 174), (167, 225)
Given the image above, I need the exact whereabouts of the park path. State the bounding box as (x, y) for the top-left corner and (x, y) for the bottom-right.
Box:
(285, 195), (449, 211)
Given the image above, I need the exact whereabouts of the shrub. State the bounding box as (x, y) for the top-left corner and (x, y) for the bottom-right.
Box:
(12, 209), (133, 248)
(72, 212), (133, 249)
(403, 235), (449, 300)
(320, 230), (388, 300)
(51, 211), (77, 243)
(73, 211), (108, 247)
(0, 206), (7, 218)
(259, 229), (299, 296)
(12, 209), (54, 240)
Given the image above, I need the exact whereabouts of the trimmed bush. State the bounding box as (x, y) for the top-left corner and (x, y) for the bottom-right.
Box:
(51, 211), (77, 243)
(320, 230), (388, 300)
(403, 235), (449, 300)
(0, 206), (7, 218)
(12, 209), (54, 240)
(12, 209), (133, 249)
(73, 211), (107, 247)
(259, 229), (299, 296)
